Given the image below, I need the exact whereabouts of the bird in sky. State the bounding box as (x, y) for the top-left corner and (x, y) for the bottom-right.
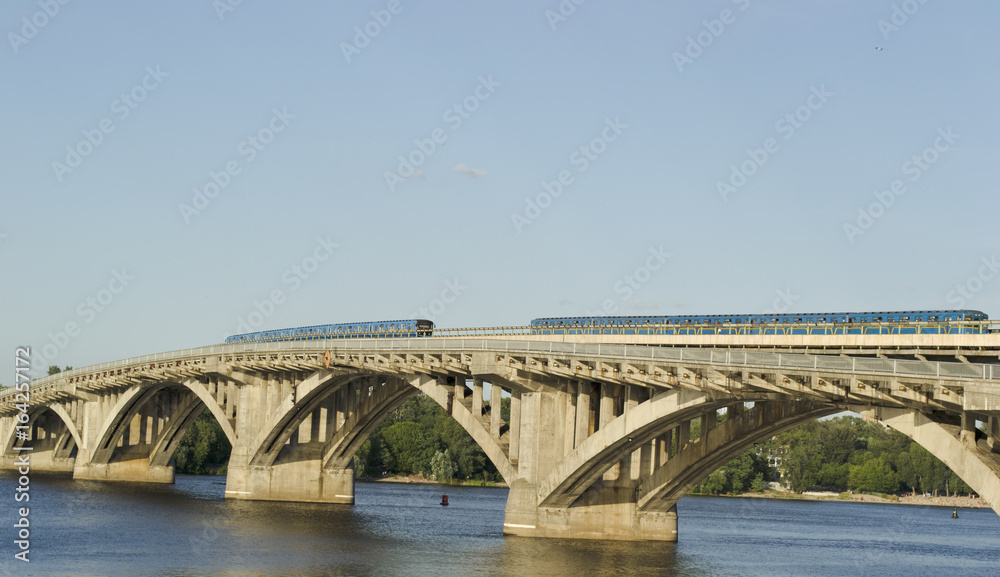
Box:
(875, 46), (886, 51)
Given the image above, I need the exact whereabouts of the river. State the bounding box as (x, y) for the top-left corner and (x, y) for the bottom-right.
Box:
(1, 473), (998, 577)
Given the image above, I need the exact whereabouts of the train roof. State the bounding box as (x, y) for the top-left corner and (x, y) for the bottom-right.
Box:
(532, 310), (988, 322)
(227, 319), (434, 338)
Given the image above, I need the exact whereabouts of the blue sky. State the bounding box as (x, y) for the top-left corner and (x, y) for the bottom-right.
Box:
(1, 0), (998, 380)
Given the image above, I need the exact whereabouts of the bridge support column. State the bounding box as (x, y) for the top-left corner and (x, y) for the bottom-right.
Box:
(501, 388), (679, 541)
(73, 455), (174, 483)
(225, 460), (354, 503)
(504, 479), (678, 541)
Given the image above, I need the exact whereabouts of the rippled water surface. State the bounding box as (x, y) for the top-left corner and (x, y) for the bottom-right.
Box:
(1, 473), (998, 577)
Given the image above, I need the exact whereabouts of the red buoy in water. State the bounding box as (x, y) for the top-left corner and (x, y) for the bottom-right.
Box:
(441, 495), (449, 506)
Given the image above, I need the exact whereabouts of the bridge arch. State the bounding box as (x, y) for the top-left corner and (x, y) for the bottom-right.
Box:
(870, 407), (1000, 516)
(72, 378), (239, 483)
(2, 403), (82, 457)
(242, 370), (515, 486)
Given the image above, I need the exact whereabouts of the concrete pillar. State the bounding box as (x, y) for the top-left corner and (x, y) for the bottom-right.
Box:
(490, 383), (502, 439)
(599, 384), (615, 429)
(989, 416), (1000, 453)
(678, 420), (691, 452)
(575, 381), (591, 448)
(509, 390), (521, 465)
(227, 381), (237, 420)
(702, 410), (717, 437)
(961, 411), (977, 449)
(472, 378), (484, 417)
(338, 386), (350, 429)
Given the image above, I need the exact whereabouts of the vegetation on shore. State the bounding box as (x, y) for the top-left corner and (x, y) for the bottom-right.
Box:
(692, 414), (977, 498)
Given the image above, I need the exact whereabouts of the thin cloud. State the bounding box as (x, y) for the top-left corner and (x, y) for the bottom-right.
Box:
(453, 163), (487, 177)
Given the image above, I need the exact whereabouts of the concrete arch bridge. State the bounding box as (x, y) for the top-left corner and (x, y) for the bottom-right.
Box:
(3, 337), (999, 541)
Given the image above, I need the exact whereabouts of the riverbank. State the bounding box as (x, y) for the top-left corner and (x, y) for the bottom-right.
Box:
(718, 489), (992, 509)
(361, 476), (987, 508)
(361, 474), (507, 488)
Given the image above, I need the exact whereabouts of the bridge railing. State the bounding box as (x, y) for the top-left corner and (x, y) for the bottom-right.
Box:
(6, 338), (1000, 402)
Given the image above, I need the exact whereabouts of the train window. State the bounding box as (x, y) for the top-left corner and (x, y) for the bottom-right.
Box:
(725, 319), (732, 323)
(928, 316), (938, 321)
(817, 317), (826, 323)
(874, 317), (882, 322)
(793, 318), (802, 323)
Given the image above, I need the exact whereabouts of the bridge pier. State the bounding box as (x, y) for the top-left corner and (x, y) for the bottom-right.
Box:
(499, 387), (694, 541)
(504, 479), (678, 541)
(225, 462), (354, 503)
(73, 455), (174, 483)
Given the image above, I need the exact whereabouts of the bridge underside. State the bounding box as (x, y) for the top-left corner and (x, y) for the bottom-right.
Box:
(4, 343), (1000, 541)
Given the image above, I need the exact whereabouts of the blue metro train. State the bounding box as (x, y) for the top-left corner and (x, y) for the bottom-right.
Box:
(528, 310), (989, 336)
(222, 310), (990, 344)
(224, 319), (434, 344)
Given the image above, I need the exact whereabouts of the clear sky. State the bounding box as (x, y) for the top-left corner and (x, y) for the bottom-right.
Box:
(2, 1), (998, 380)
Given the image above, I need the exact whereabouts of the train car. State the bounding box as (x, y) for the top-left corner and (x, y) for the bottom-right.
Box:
(528, 310), (988, 336)
(225, 319), (434, 344)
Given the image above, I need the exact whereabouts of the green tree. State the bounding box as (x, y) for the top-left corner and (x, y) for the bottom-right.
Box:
(431, 450), (455, 482)
(174, 411), (232, 474)
(698, 469), (727, 494)
(380, 421), (438, 474)
(848, 457), (898, 494)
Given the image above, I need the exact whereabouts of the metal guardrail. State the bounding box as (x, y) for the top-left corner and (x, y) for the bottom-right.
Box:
(5, 337), (999, 402)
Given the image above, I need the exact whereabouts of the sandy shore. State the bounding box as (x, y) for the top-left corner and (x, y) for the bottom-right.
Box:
(733, 490), (992, 509)
(363, 477), (988, 508)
